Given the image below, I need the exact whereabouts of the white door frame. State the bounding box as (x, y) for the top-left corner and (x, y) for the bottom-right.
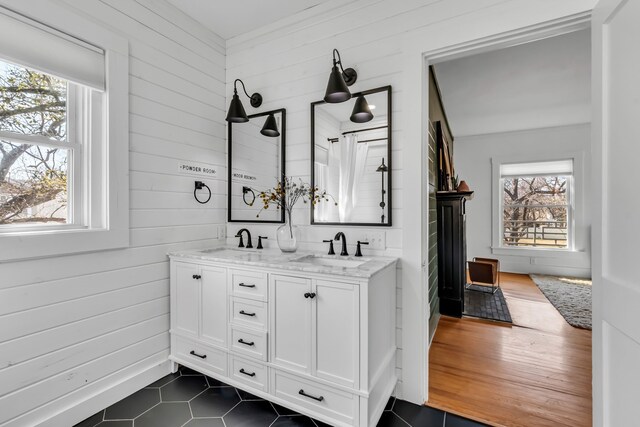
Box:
(404, 11), (593, 405)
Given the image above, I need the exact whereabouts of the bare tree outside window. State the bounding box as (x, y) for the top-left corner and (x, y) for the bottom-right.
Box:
(0, 60), (69, 225)
(502, 175), (569, 248)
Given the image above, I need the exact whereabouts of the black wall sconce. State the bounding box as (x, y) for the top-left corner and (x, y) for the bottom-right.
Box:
(226, 79), (263, 123)
(226, 78), (281, 137)
(324, 49), (358, 103)
(260, 113), (280, 137)
(351, 94), (374, 123)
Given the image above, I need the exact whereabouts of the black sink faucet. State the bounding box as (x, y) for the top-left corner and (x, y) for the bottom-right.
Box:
(334, 232), (348, 256)
(235, 228), (253, 248)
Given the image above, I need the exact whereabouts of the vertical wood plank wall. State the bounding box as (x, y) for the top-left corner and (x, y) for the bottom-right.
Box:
(0, 0), (226, 424)
(427, 68), (455, 341)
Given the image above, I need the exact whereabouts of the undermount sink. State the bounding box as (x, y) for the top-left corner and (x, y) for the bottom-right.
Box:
(293, 255), (368, 268)
(198, 247), (280, 262)
(199, 247), (249, 256)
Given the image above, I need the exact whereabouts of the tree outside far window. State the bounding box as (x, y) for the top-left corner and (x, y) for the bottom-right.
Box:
(502, 175), (570, 249)
(0, 59), (70, 225)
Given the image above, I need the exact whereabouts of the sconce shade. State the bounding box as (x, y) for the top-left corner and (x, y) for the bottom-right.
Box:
(260, 113), (280, 137)
(377, 158), (388, 172)
(226, 92), (249, 123)
(324, 65), (352, 103)
(350, 95), (374, 123)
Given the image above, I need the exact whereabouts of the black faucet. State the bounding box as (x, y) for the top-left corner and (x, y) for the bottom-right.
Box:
(355, 241), (369, 257)
(334, 232), (348, 256)
(323, 239), (335, 255)
(257, 236), (268, 249)
(235, 229), (253, 248)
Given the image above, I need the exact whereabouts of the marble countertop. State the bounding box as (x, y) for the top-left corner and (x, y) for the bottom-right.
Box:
(168, 246), (398, 278)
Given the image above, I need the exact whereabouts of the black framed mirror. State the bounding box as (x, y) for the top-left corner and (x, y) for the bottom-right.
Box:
(228, 108), (285, 223)
(311, 86), (392, 226)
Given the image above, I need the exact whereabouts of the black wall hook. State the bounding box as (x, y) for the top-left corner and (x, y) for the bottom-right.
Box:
(194, 181), (212, 204)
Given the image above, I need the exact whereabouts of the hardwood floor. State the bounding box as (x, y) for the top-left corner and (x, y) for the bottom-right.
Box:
(427, 272), (592, 427)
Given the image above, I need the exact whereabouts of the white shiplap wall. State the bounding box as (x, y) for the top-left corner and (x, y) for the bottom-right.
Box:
(225, 0), (596, 402)
(0, 0), (226, 425)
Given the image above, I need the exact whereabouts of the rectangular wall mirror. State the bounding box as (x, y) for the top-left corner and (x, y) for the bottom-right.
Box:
(228, 108), (285, 223)
(311, 86), (392, 226)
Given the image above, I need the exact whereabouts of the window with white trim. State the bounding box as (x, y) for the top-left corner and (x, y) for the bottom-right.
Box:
(500, 160), (573, 249)
(0, 5), (129, 261)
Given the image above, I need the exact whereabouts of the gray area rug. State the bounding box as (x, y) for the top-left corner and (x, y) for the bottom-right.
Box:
(529, 274), (592, 330)
(464, 285), (513, 323)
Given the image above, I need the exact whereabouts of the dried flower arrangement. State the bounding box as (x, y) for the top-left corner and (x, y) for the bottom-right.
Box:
(256, 176), (336, 237)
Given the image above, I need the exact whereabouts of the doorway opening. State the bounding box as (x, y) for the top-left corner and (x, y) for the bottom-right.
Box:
(425, 23), (593, 427)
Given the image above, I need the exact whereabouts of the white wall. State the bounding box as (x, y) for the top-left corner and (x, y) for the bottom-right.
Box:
(434, 29), (591, 137)
(0, 0), (226, 425)
(225, 0), (596, 402)
(455, 124), (592, 277)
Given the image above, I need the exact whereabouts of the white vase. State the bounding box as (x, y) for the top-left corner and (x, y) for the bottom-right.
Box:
(276, 211), (300, 252)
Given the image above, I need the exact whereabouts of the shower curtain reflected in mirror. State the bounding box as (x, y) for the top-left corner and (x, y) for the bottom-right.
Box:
(338, 134), (368, 222)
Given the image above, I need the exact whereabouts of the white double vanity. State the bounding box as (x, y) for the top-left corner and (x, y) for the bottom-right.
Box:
(169, 247), (397, 427)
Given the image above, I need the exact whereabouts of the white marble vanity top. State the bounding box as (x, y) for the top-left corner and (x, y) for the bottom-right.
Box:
(169, 246), (398, 278)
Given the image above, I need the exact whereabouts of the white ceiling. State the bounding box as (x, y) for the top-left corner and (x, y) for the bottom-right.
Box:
(167, 0), (336, 39)
(433, 29), (591, 137)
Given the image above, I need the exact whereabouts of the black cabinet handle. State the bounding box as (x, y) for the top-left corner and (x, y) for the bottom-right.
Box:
(238, 283), (256, 288)
(299, 389), (324, 402)
(239, 368), (256, 377)
(238, 338), (255, 346)
(304, 292), (317, 299)
(189, 350), (206, 359)
(192, 274), (201, 279)
(239, 310), (256, 317)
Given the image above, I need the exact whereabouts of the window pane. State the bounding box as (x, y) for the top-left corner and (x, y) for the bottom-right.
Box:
(0, 141), (68, 225)
(0, 59), (67, 141)
(502, 176), (569, 248)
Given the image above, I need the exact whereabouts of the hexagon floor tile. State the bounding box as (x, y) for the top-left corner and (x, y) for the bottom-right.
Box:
(74, 366), (488, 427)
(104, 388), (160, 420)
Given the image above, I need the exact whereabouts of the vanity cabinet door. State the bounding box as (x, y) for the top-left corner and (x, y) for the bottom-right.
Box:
(270, 275), (312, 373)
(173, 262), (200, 338)
(313, 280), (359, 388)
(200, 266), (227, 348)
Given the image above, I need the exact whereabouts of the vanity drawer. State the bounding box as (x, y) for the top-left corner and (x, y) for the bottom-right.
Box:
(271, 370), (358, 426)
(230, 297), (268, 330)
(229, 354), (268, 392)
(230, 326), (267, 361)
(171, 335), (227, 377)
(231, 270), (268, 302)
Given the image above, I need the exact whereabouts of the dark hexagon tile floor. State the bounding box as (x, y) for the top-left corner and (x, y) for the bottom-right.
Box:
(75, 365), (488, 427)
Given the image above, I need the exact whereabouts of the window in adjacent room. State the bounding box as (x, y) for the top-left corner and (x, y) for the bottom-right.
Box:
(499, 160), (573, 249)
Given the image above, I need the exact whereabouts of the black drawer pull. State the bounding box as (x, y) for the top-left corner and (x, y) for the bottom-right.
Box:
(304, 292), (316, 299)
(239, 310), (256, 317)
(238, 283), (256, 288)
(189, 350), (206, 359)
(192, 274), (201, 279)
(239, 368), (256, 377)
(238, 338), (255, 346)
(299, 389), (324, 402)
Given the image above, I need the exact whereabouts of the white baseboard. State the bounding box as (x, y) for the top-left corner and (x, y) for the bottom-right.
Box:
(4, 351), (171, 427)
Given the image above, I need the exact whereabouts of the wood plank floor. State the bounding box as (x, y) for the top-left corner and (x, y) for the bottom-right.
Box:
(427, 272), (592, 427)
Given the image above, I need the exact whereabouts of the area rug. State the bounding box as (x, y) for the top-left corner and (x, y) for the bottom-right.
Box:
(464, 285), (513, 323)
(529, 274), (592, 330)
